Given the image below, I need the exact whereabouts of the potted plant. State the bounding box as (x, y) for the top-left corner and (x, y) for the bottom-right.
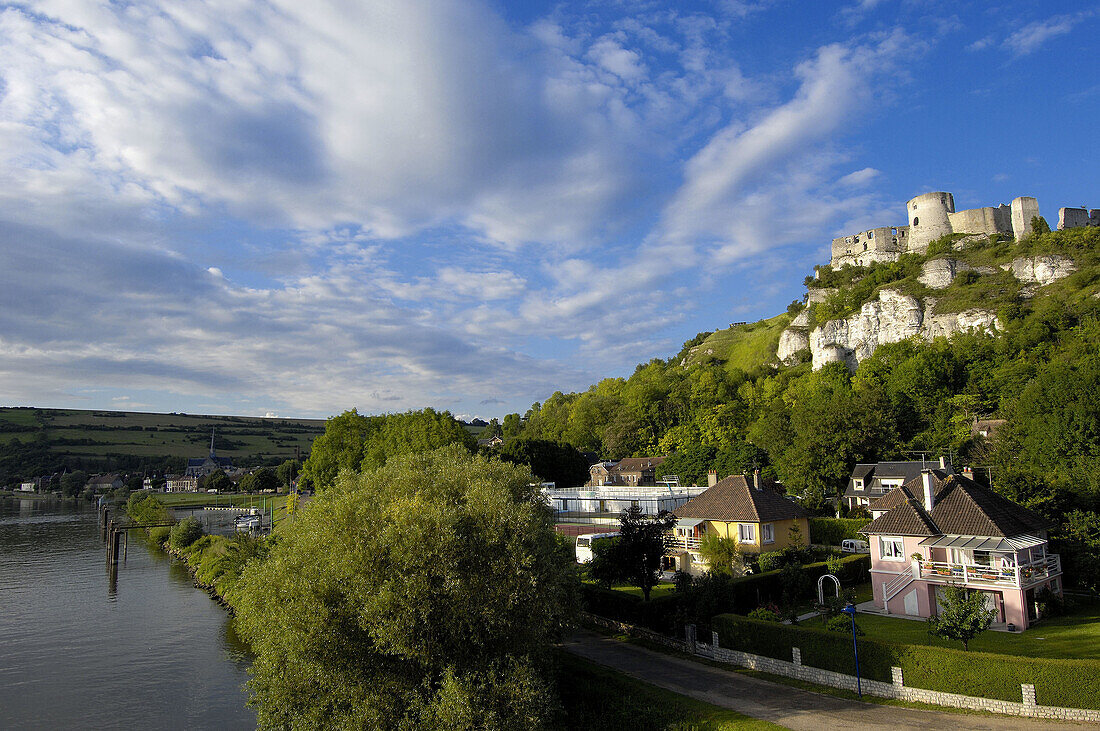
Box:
(911, 552), (923, 574)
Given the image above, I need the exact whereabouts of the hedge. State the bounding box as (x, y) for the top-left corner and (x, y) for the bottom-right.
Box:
(808, 518), (869, 545)
(580, 554), (871, 631)
(712, 614), (1100, 710)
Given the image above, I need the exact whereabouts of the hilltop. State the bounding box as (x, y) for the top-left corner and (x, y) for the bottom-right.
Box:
(0, 407), (324, 483)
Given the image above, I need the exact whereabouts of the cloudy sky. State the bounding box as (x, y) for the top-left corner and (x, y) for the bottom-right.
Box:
(0, 0), (1096, 420)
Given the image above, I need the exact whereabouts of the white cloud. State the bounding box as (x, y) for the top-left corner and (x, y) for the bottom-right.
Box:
(1004, 14), (1082, 56)
(837, 167), (881, 187)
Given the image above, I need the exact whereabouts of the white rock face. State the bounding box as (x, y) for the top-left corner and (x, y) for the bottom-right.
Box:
(804, 289), (999, 370)
(776, 327), (810, 362)
(1001, 256), (1076, 286)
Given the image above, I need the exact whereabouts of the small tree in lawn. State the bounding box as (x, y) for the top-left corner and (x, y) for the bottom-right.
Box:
(927, 584), (995, 650)
(616, 505), (676, 601)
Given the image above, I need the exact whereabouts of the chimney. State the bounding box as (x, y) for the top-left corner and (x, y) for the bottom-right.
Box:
(939, 455), (950, 471)
(921, 469), (935, 512)
(707, 470), (718, 488)
(962, 466), (974, 480)
(754, 469), (761, 491)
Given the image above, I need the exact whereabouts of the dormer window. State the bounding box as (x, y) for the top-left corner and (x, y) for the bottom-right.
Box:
(854, 479), (864, 491)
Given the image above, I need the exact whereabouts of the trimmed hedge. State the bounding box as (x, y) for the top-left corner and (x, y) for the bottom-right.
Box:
(808, 518), (869, 545)
(580, 554), (871, 632)
(712, 614), (1100, 710)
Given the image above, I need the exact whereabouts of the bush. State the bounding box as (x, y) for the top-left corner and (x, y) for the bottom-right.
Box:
(808, 518), (869, 545)
(712, 614), (1100, 709)
(169, 517), (204, 549)
(747, 606), (781, 622)
(758, 551), (785, 572)
(148, 525), (172, 545)
(825, 614), (863, 635)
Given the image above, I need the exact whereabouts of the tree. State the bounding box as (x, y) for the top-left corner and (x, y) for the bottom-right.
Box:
(234, 445), (577, 729)
(498, 437), (589, 488)
(60, 470), (88, 498)
(275, 459), (301, 489)
(610, 506), (677, 601)
(199, 469), (232, 493)
(926, 584), (995, 650)
(501, 413), (522, 440)
(697, 533), (742, 576)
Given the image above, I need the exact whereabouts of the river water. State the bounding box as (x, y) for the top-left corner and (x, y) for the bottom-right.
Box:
(0, 497), (255, 729)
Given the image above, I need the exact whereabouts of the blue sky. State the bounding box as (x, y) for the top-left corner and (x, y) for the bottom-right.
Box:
(0, 0), (1096, 420)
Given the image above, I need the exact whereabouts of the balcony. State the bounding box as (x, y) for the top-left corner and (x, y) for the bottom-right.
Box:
(915, 554), (1061, 589)
(665, 535), (701, 551)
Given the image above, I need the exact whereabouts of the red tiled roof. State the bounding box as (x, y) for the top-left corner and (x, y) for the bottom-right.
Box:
(674, 475), (806, 523)
(612, 456), (667, 473)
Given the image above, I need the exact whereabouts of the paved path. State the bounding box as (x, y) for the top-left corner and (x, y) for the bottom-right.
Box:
(563, 630), (1088, 730)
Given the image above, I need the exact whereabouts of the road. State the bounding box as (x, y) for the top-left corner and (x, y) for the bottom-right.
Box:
(563, 629), (1089, 730)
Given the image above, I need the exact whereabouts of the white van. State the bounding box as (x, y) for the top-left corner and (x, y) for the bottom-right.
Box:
(575, 532), (619, 563)
(841, 539), (869, 554)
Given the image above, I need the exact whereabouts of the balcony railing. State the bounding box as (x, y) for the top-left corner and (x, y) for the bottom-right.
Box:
(665, 535), (701, 551)
(915, 554), (1061, 589)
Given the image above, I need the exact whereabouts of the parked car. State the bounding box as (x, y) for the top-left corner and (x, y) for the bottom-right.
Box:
(841, 538), (869, 554)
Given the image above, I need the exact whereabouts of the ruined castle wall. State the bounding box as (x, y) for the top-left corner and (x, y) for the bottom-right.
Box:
(1011, 196), (1041, 240)
(1058, 207), (1100, 230)
(907, 192), (954, 251)
(830, 226), (910, 268)
(948, 205), (1012, 237)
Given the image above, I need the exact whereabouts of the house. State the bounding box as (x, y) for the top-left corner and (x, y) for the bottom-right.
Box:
(165, 475), (199, 493)
(610, 456), (667, 487)
(86, 473), (124, 493)
(19, 482), (35, 492)
(665, 471), (809, 576)
(842, 457), (954, 511)
(861, 470), (1060, 630)
(973, 418), (1007, 440)
(586, 461), (618, 487)
(476, 435), (504, 449)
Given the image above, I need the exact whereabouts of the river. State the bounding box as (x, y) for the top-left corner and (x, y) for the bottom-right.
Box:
(0, 497), (255, 729)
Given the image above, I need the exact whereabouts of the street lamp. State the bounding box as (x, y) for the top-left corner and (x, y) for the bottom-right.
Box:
(840, 602), (862, 699)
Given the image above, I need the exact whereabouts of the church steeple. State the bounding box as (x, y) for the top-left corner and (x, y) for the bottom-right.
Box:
(209, 428), (216, 459)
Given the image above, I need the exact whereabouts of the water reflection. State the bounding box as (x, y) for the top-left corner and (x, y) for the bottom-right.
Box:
(0, 496), (255, 730)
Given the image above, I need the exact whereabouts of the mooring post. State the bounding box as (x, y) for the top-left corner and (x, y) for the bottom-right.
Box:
(111, 528), (122, 566)
(123, 530), (128, 561)
(101, 508), (109, 540)
(105, 520), (114, 561)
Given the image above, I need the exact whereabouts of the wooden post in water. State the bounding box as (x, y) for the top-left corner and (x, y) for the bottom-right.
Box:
(101, 508), (109, 540)
(123, 530), (128, 561)
(111, 528), (122, 566)
(105, 520), (114, 562)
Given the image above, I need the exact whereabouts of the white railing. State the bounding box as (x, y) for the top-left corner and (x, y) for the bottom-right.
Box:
(883, 565), (914, 603)
(916, 554), (1061, 588)
(665, 536), (701, 551)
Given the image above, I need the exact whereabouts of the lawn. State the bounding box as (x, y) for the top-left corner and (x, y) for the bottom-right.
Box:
(609, 582), (679, 600)
(803, 601), (1100, 659)
(555, 651), (780, 730)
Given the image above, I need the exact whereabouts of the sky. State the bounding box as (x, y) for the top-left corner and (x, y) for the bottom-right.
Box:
(0, 0), (1097, 421)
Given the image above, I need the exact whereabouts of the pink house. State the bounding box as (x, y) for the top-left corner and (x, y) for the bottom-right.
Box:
(862, 470), (1061, 630)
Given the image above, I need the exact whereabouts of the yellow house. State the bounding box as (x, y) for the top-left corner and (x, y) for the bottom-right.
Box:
(665, 473), (809, 576)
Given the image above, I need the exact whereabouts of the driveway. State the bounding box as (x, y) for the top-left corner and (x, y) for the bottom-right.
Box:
(563, 629), (1087, 730)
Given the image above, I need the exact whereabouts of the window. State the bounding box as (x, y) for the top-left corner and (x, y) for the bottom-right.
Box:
(853, 479), (864, 491)
(913, 216), (920, 226)
(738, 523), (755, 543)
(762, 523), (774, 544)
(879, 536), (905, 561)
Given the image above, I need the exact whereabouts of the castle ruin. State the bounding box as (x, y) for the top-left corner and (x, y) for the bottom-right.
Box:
(830, 192), (1098, 269)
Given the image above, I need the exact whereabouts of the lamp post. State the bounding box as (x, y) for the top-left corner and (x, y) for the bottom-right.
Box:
(841, 602), (862, 699)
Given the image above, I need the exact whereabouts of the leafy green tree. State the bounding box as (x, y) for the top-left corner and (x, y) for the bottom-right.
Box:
(501, 413), (522, 440)
(60, 470), (88, 498)
(275, 459), (301, 489)
(697, 533), (741, 576)
(606, 506), (676, 601)
(199, 469), (232, 493)
(1058, 510), (1100, 592)
(234, 445), (576, 729)
(926, 584), (995, 650)
(169, 517), (204, 549)
(498, 437), (589, 488)
(482, 418), (502, 440)
(125, 493), (169, 524)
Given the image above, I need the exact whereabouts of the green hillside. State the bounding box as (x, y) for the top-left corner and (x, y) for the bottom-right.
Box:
(0, 407), (325, 482)
(679, 314), (791, 372)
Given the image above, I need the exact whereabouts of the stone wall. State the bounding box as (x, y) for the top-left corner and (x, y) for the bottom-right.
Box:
(1058, 207), (1100, 230)
(692, 631), (1100, 722)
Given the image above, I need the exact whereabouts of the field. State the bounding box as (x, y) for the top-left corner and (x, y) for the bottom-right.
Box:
(0, 406), (325, 471)
(682, 314), (792, 372)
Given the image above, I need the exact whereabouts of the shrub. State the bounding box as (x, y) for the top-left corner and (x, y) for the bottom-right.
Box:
(747, 606), (782, 622)
(169, 517), (204, 549)
(808, 518), (869, 545)
(148, 525), (172, 545)
(825, 554), (843, 576)
(825, 614), (863, 635)
(758, 551), (785, 572)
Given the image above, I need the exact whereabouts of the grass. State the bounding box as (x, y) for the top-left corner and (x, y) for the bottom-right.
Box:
(803, 601), (1100, 659)
(555, 651), (781, 730)
(682, 315), (791, 372)
(610, 582), (678, 600)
